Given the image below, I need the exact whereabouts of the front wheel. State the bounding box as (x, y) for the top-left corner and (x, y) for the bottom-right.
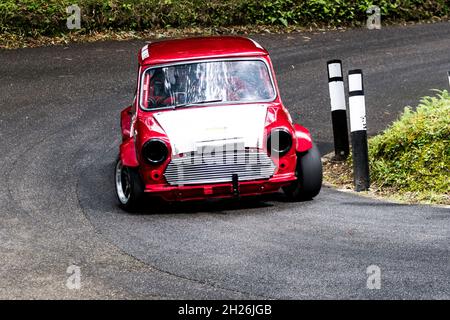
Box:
(283, 143), (323, 201)
(115, 158), (144, 211)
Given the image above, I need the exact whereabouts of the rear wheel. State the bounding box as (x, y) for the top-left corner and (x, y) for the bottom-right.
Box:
(283, 143), (322, 201)
(115, 158), (144, 211)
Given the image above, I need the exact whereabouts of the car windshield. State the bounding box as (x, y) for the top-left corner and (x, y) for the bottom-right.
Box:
(140, 60), (276, 110)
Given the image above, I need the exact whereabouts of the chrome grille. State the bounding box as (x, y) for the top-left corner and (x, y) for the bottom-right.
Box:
(164, 149), (276, 185)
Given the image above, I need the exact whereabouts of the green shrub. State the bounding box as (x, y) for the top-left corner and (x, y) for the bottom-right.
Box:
(369, 90), (450, 197)
(1, 0), (450, 37)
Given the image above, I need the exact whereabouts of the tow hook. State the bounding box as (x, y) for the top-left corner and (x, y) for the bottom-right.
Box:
(232, 174), (239, 197)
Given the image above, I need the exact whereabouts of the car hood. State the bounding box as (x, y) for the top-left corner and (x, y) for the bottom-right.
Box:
(153, 104), (268, 155)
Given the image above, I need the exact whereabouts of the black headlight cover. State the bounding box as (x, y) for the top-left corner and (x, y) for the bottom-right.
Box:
(267, 128), (292, 157)
(142, 138), (168, 164)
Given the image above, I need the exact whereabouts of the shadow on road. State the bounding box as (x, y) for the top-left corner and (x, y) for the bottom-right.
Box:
(126, 187), (316, 215)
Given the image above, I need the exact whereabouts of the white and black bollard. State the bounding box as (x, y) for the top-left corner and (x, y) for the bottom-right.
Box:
(447, 71), (450, 88)
(327, 60), (349, 160)
(348, 69), (370, 192)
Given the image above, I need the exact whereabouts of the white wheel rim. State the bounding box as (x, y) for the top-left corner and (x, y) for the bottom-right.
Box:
(115, 160), (131, 204)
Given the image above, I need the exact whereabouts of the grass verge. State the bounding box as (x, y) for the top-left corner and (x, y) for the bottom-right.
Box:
(324, 90), (450, 205)
(0, 24), (340, 49)
(1, 0), (450, 49)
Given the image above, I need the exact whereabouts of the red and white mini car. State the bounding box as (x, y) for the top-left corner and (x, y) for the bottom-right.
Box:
(115, 36), (322, 210)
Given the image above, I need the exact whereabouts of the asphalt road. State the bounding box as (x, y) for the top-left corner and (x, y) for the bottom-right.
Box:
(0, 22), (449, 299)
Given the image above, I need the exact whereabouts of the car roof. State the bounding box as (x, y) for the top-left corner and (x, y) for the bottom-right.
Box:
(138, 36), (268, 66)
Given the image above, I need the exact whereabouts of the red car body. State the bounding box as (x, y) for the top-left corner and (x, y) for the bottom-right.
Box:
(117, 36), (320, 205)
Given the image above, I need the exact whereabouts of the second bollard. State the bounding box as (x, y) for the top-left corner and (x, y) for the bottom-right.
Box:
(348, 69), (370, 192)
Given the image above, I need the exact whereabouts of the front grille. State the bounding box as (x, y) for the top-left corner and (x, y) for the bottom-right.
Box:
(164, 149), (276, 185)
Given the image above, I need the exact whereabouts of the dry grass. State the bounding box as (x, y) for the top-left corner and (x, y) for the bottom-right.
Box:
(1, 18), (449, 49)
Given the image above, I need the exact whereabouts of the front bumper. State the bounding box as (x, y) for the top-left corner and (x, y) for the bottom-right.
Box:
(143, 173), (296, 201)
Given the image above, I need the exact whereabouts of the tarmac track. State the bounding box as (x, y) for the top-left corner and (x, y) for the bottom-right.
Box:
(0, 22), (449, 299)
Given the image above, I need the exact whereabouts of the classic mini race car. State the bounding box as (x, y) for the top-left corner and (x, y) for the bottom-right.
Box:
(115, 36), (322, 210)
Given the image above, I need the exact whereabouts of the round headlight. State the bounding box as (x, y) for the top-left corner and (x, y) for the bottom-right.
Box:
(142, 139), (168, 164)
(267, 128), (292, 156)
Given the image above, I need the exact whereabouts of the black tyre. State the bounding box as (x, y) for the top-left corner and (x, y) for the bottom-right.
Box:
(114, 158), (144, 211)
(283, 143), (323, 200)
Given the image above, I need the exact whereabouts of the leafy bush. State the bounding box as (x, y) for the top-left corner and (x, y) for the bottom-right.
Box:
(369, 90), (450, 198)
(1, 0), (450, 37)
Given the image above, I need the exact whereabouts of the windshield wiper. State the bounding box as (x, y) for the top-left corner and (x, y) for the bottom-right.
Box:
(172, 99), (223, 109)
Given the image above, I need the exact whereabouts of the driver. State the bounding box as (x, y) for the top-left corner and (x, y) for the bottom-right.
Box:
(148, 69), (174, 108)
